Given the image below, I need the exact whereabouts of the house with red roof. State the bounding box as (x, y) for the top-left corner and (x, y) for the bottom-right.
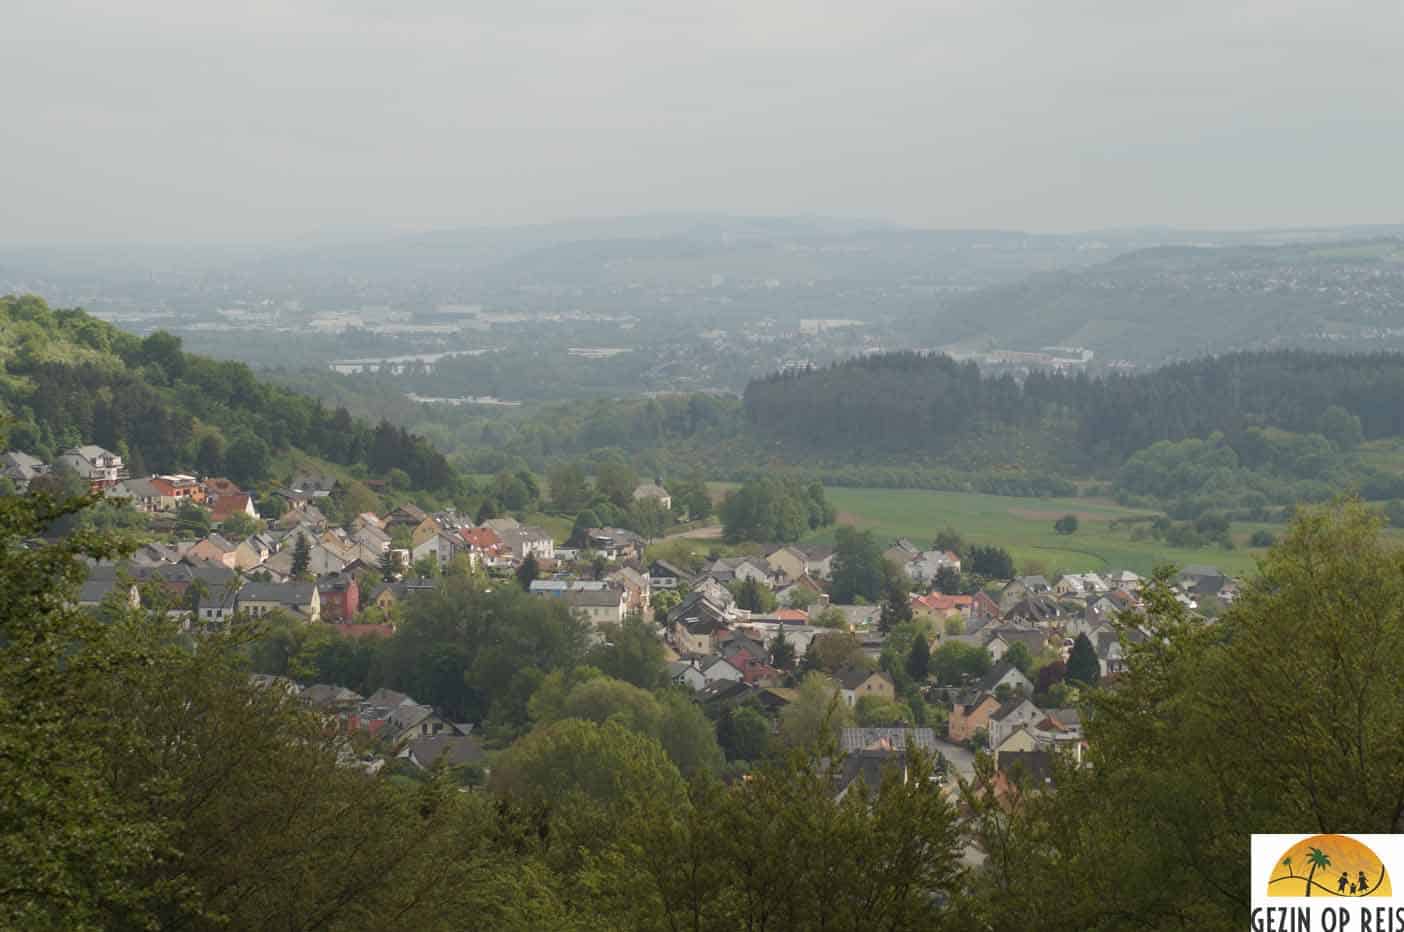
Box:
(210, 493), (257, 524)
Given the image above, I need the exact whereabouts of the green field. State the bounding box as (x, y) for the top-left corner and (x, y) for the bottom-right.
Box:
(798, 487), (1269, 576)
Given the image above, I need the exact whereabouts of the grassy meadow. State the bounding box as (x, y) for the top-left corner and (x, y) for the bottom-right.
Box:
(802, 487), (1268, 577)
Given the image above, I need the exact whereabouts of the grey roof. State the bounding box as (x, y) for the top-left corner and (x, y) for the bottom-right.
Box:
(300, 684), (364, 708)
(836, 748), (906, 797)
(997, 750), (1055, 786)
(978, 660), (1030, 693)
(364, 688), (413, 709)
(0, 451), (47, 480)
(986, 626), (1048, 652)
(835, 665), (886, 691)
(563, 587), (625, 609)
(989, 696), (1039, 723)
(839, 727), (937, 753)
(78, 578), (130, 605)
(238, 580), (316, 605)
(407, 735), (485, 769)
(120, 477), (162, 498)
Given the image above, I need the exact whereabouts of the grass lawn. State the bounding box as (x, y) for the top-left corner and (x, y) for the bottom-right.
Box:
(795, 487), (1269, 577)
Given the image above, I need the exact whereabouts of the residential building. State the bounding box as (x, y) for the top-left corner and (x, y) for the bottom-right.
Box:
(57, 445), (127, 490)
(238, 581), (321, 622)
(0, 451), (48, 490)
(835, 666), (896, 708)
(562, 586), (628, 626)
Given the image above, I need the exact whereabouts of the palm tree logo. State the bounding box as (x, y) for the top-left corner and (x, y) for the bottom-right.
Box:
(1302, 847), (1331, 897)
(1267, 835), (1390, 898)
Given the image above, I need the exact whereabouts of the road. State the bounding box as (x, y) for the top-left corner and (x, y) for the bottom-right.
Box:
(932, 737), (975, 783)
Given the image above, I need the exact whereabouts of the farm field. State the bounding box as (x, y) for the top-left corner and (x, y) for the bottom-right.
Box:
(797, 487), (1268, 577)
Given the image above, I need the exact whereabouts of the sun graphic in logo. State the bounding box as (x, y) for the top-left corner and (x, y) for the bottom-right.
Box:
(1268, 835), (1391, 898)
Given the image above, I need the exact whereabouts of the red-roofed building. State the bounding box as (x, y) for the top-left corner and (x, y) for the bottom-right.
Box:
(774, 608), (809, 623)
(150, 474), (206, 506)
(203, 477), (242, 499)
(972, 591), (1001, 621)
(210, 493), (257, 524)
(460, 527), (503, 552)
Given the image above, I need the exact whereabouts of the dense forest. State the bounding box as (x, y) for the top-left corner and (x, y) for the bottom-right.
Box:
(0, 295), (455, 489)
(745, 350), (1404, 460)
(740, 350), (1404, 511)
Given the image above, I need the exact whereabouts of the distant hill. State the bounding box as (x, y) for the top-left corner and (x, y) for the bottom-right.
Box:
(919, 238), (1404, 363)
(0, 294), (455, 490)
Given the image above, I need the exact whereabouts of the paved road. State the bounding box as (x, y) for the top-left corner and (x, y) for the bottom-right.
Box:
(931, 737), (975, 783)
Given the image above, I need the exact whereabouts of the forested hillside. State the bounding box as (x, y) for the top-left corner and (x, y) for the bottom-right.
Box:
(742, 350), (1404, 513)
(745, 350), (1404, 461)
(0, 295), (454, 489)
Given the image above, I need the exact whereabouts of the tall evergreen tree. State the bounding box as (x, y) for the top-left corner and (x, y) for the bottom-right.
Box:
(290, 533), (311, 578)
(1065, 633), (1100, 686)
(906, 632), (930, 682)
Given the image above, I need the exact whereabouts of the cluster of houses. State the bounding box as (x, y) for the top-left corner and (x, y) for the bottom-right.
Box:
(40, 446), (1246, 796)
(251, 678), (484, 779)
(56, 447), (672, 639)
(661, 546), (1239, 793)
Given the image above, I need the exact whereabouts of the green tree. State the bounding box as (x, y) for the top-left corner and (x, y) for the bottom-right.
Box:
(219, 510), (260, 538)
(380, 547), (404, 582)
(175, 499), (211, 535)
(225, 432), (271, 485)
(1054, 514), (1080, 535)
(547, 461), (590, 512)
(569, 508), (600, 547)
(595, 462), (639, 510)
(717, 705), (770, 762)
(474, 497), (500, 524)
(729, 576), (777, 613)
(625, 499), (671, 541)
(879, 565), (913, 633)
(779, 672), (854, 749)
(1065, 633), (1100, 686)
(290, 533), (311, 578)
(968, 544), (1015, 579)
(770, 627), (796, 670)
(929, 641), (991, 685)
(933, 528), (964, 556)
(830, 526), (886, 603)
(855, 695), (912, 726)
(804, 631), (865, 673)
(1003, 641), (1034, 675)
(906, 631), (930, 681)
(587, 615), (668, 688)
(491, 718), (686, 812)
(515, 554), (540, 590)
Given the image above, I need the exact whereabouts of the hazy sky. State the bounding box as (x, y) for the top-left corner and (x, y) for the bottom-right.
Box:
(4, 0), (1402, 242)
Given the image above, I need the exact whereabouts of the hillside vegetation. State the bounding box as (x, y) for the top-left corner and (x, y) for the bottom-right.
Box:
(917, 238), (1404, 362)
(0, 295), (455, 490)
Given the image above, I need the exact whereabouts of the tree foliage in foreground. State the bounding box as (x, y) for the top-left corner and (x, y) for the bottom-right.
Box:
(964, 500), (1404, 932)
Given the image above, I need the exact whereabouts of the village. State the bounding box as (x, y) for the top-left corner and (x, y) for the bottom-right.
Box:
(11, 443), (1238, 796)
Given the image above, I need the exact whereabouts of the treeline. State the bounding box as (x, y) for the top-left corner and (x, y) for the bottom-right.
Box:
(0, 295), (454, 489)
(744, 349), (1404, 466)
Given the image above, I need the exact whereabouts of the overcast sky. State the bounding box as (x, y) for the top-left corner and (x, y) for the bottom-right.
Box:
(4, 0), (1402, 243)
